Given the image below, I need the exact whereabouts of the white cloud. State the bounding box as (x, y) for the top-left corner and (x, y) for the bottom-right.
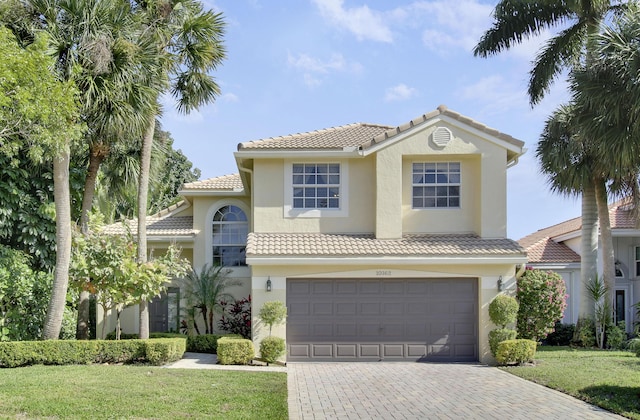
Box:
(312, 0), (393, 43)
(222, 92), (239, 103)
(385, 84), (418, 102)
(456, 75), (527, 115)
(288, 52), (362, 87)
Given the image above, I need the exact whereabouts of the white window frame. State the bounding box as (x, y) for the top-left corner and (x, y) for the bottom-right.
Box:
(635, 246), (640, 277)
(411, 161), (461, 209)
(284, 160), (349, 218)
(205, 200), (250, 271)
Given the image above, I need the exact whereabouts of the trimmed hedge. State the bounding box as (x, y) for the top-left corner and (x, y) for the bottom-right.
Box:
(0, 338), (186, 368)
(259, 336), (286, 364)
(495, 339), (537, 365)
(217, 337), (255, 365)
(105, 333), (241, 354)
(488, 328), (517, 357)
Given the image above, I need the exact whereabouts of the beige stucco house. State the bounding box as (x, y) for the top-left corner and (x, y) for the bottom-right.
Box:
(103, 105), (527, 364)
(519, 200), (640, 334)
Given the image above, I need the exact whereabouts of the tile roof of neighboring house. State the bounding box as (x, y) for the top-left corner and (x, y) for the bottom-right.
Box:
(181, 173), (243, 191)
(102, 216), (196, 237)
(246, 233), (525, 257)
(237, 105), (524, 151)
(518, 199), (637, 264)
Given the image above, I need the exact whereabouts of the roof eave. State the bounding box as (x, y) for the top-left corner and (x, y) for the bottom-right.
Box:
(246, 255), (527, 266)
(233, 149), (362, 159)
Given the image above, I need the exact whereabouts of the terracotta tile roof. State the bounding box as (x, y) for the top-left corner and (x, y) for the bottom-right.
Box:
(102, 216), (195, 237)
(182, 174), (243, 191)
(523, 238), (580, 264)
(237, 123), (393, 150)
(518, 198), (638, 264)
(246, 233), (525, 257)
(237, 105), (524, 152)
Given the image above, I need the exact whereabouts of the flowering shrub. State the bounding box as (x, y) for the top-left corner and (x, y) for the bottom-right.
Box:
(218, 296), (251, 339)
(516, 268), (567, 342)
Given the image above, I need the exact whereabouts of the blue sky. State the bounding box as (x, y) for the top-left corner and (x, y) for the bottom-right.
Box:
(160, 0), (581, 240)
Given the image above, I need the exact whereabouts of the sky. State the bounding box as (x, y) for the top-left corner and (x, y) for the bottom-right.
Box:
(160, 0), (582, 241)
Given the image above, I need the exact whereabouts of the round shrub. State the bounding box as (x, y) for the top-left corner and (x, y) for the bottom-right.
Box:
(260, 336), (286, 364)
(489, 328), (517, 357)
(489, 295), (519, 328)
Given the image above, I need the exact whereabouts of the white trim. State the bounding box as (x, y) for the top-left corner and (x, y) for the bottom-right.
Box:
(205, 199), (251, 267)
(361, 115), (523, 157)
(283, 160), (349, 218)
(247, 255), (527, 266)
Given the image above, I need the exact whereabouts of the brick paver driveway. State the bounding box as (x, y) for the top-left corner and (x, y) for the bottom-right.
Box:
(287, 363), (622, 419)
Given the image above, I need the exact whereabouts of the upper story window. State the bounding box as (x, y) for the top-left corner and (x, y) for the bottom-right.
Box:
(635, 247), (640, 276)
(412, 162), (460, 208)
(212, 205), (248, 267)
(292, 163), (340, 209)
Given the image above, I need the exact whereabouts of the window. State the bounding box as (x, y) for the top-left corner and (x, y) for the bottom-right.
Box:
(635, 247), (640, 276)
(212, 205), (248, 266)
(412, 162), (460, 208)
(292, 163), (340, 209)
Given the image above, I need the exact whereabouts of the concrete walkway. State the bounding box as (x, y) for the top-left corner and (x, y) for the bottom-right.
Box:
(287, 362), (624, 420)
(163, 352), (286, 372)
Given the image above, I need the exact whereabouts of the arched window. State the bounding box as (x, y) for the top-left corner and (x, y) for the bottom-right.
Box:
(212, 205), (248, 266)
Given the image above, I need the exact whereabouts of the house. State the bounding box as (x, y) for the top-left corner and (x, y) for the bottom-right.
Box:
(102, 105), (527, 364)
(518, 201), (639, 334)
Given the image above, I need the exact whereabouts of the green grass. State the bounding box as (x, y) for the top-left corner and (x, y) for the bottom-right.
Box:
(0, 365), (287, 419)
(501, 346), (640, 419)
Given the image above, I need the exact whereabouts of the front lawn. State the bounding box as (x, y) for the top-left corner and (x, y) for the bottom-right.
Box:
(501, 346), (640, 419)
(0, 365), (287, 419)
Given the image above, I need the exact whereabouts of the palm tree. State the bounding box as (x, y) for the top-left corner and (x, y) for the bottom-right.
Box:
(183, 264), (240, 334)
(133, 0), (226, 339)
(474, 0), (628, 323)
(4, 0), (134, 339)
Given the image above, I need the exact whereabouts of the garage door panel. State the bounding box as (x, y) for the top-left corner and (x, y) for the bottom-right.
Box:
(312, 302), (333, 315)
(359, 281), (381, 294)
(359, 344), (381, 358)
(287, 278), (478, 362)
(312, 281), (333, 294)
(336, 281), (357, 294)
(336, 302), (357, 315)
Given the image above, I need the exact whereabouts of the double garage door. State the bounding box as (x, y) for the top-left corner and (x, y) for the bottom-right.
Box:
(287, 278), (478, 362)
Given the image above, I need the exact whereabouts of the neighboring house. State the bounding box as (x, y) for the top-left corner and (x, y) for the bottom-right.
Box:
(103, 105), (526, 364)
(518, 200), (639, 333)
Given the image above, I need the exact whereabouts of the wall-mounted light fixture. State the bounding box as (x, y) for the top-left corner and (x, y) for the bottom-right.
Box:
(497, 276), (503, 292)
(266, 277), (272, 292)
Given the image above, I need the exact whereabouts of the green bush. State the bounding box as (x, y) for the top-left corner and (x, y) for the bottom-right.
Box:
(145, 338), (186, 365)
(489, 295), (519, 328)
(628, 338), (640, 357)
(544, 322), (575, 346)
(217, 337), (255, 365)
(573, 318), (596, 347)
(489, 328), (517, 357)
(260, 336), (285, 364)
(495, 339), (537, 365)
(0, 338), (186, 368)
(187, 334), (242, 354)
(606, 323), (627, 350)
(517, 269), (567, 341)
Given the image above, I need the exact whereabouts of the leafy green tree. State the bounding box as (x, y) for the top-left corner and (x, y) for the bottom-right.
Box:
(134, 0), (226, 339)
(70, 217), (190, 339)
(516, 269), (568, 342)
(0, 26), (84, 340)
(258, 301), (287, 336)
(183, 264), (240, 334)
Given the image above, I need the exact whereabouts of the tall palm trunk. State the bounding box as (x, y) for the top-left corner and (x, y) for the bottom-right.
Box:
(137, 117), (155, 339)
(43, 147), (72, 339)
(76, 145), (108, 339)
(580, 182), (598, 319)
(595, 177), (615, 303)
